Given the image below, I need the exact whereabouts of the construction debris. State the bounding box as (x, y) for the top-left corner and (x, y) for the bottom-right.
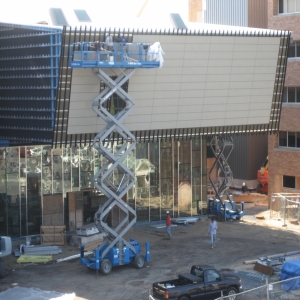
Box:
(56, 251), (92, 263)
(243, 259), (258, 265)
(253, 250), (300, 275)
(172, 217), (198, 225)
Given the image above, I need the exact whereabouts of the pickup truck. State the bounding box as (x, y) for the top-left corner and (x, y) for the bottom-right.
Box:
(152, 265), (243, 300)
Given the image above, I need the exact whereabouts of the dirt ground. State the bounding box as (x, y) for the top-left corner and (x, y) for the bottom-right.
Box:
(1, 195), (300, 300)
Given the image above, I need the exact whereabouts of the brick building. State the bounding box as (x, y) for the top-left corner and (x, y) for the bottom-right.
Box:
(268, 0), (300, 199)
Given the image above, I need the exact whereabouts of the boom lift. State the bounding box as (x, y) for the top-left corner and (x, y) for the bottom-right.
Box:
(69, 40), (161, 275)
(257, 157), (268, 194)
(207, 135), (244, 222)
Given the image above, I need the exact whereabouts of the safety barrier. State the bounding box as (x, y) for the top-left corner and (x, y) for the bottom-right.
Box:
(215, 276), (300, 300)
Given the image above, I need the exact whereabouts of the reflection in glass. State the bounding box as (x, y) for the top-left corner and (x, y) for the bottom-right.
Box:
(160, 141), (173, 216)
(0, 138), (207, 237)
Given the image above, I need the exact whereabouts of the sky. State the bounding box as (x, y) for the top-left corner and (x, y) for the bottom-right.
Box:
(0, 0), (189, 29)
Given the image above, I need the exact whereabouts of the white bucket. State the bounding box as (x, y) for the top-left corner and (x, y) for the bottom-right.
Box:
(109, 56), (114, 62)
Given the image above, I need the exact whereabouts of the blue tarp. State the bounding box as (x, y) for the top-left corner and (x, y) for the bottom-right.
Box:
(281, 260), (300, 291)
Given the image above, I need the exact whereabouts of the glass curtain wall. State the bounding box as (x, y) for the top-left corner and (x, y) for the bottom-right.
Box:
(0, 138), (207, 237)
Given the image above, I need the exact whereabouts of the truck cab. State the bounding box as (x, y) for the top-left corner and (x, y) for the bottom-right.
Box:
(153, 265), (243, 300)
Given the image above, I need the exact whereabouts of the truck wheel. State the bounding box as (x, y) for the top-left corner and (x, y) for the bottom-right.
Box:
(217, 212), (225, 222)
(100, 259), (112, 275)
(179, 296), (189, 300)
(134, 254), (145, 269)
(0, 259), (5, 278)
(227, 287), (237, 299)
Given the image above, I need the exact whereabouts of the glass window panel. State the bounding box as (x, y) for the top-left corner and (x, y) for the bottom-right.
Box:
(288, 87), (296, 102)
(297, 133), (300, 148)
(289, 42), (295, 57)
(160, 141), (173, 215)
(149, 142), (160, 221)
(287, 0), (295, 12)
(50, 8), (69, 26)
(7, 173), (20, 237)
(297, 0), (300, 11)
(0, 148), (5, 195)
(288, 131), (296, 147)
(279, 0), (284, 13)
(297, 42), (300, 57)
(282, 87), (288, 102)
(178, 140), (191, 217)
(283, 175), (295, 188)
(296, 87), (300, 103)
(74, 9), (91, 22)
(279, 131), (287, 146)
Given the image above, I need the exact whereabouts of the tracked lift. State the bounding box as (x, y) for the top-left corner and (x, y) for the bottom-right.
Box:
(208, 135), (244, 221)
(69, 41), (161, 274)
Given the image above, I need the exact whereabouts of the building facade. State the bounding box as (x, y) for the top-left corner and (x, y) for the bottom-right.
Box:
(189, 0), (268, 28)
(268, 0), (300, 198)
(0, 17), (289, 237)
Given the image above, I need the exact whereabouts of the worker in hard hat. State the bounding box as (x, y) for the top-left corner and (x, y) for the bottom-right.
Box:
(241, 182), (249, 193)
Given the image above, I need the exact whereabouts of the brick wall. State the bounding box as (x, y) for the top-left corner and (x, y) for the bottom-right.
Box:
(188, 0), (203, 22)
(268, 0), (300, 40)
(286, 61), (300, 86)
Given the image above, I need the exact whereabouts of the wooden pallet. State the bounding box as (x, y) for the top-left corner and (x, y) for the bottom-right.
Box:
(79, 238), (103, 252)
(40, 225), (66, 246)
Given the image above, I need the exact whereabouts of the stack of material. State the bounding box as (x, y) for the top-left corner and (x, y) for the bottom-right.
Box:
(79, 239), (103, 252)
(17, 255), (52, 264)
(15, 245), (62, 257)
(253, 250), (300, 275)
(70, 232), (104, 247)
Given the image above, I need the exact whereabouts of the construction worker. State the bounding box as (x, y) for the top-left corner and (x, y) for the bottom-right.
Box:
(208, 217), (218, 249)
(241, 182), (249, 193)
(166, 211), (172, 239)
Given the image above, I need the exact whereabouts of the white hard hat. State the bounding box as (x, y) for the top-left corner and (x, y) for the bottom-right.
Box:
(105, 33), (109, 36)
(166, 211), (169, 214)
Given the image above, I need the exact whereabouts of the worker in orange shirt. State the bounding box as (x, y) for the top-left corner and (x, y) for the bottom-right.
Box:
(166, 211), (172, 239)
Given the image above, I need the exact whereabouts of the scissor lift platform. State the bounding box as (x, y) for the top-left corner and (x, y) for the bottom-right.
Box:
(69, 41), (159, 69)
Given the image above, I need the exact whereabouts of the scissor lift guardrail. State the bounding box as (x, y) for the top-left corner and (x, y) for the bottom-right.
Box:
(69, 41), (160, 69)
(69, 41), (160, 260)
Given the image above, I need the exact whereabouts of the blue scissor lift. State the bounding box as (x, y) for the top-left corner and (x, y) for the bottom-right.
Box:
(69, 41), (160, 275)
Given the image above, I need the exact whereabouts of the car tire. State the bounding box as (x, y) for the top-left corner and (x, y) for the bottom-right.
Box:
(0, 259), (5, 278)
(179, 296), (189, 300)
(134, 254), (145, 269)
(100, 259), (112, 275)
(227, 286), (238, 300)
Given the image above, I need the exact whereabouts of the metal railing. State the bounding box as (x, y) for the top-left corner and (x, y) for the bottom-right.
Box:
(270, 193), (300, 227)
(215, 276), (300, 300)
(69, 41), (160, 68)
